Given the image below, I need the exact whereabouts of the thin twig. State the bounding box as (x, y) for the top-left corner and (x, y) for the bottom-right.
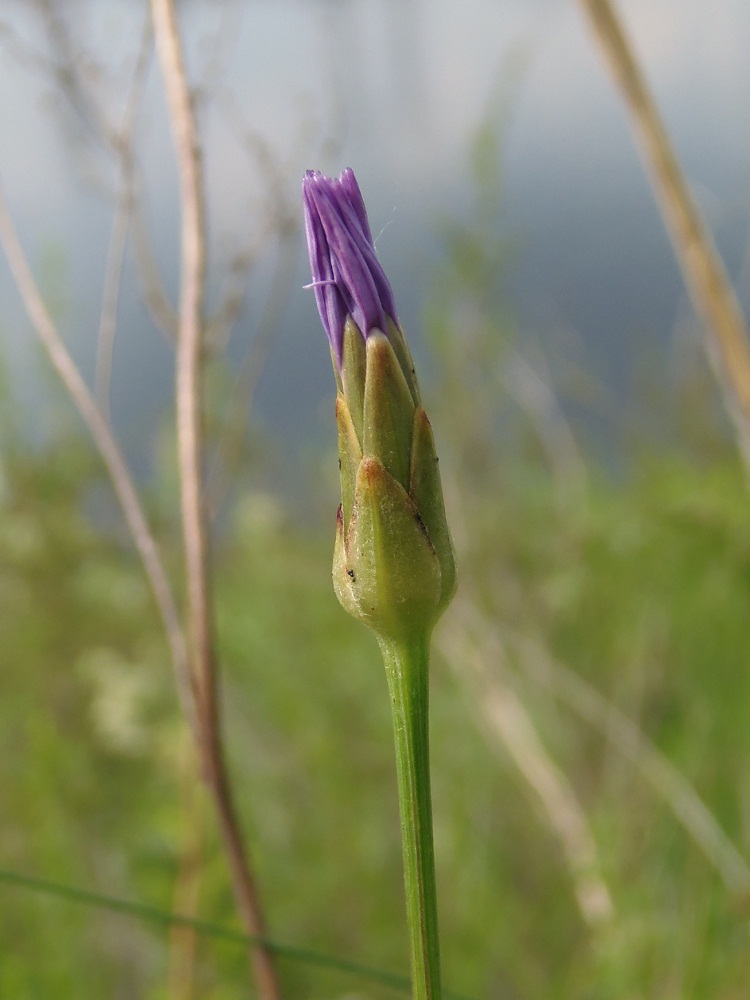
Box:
(25, 0), (179, 343)
(150, 0), (210, 703)
(150, 2), (281, 997)
(0, 181), (196, 741)
(32, 0), (112, 151)
(95, 12), (153, 417)
(95, 165), (132, 418)
(193, 0), (245, 112)
(577, 0), (750, 469)
(131, 178), (180, 340)
(206, 234), (299, 518)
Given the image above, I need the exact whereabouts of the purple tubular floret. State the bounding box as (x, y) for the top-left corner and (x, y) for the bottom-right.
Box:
(338, 167), (373, 244)
(303, 174), (348, 361)
(302, 169), (398, 369)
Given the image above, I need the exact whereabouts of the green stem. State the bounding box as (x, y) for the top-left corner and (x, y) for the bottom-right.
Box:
(379, 633), (442, 1000)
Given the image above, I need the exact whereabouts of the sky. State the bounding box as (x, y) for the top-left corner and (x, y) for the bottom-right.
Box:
(1, 0), (750, 474)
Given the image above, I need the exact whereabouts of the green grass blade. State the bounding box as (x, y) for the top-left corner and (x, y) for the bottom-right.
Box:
(0, 866), (472, 998)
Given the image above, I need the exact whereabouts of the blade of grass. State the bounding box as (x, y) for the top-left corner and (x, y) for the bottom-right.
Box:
(0, 867), (473, 1000)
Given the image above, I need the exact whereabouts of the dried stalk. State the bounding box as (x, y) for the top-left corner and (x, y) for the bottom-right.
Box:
(0, 183), (196, 740)
(95, 13), (153, 418)
(167, 742), (205, 1000)
(455, 599), (750, 894)
(150, 1), (281, 997)
(577, 0), (750, 468)
(95, 162), (132, 418)
(131, 183), (180, 340)
(503, 351), (588, 513)
(509, 629), (750, 894)
(32, 0), (179, 345)
(206, 234), (299, 517)
(438, 622), (614, 928)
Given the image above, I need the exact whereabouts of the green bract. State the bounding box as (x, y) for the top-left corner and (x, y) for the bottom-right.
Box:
(333, 319), (456, 643)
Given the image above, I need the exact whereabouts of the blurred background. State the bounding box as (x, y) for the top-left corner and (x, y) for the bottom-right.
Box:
(2, 0), (750, 997)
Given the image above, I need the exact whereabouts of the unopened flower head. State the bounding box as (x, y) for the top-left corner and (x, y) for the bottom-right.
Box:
(303, 168), (456, 643)
(302, 168), (398, 368)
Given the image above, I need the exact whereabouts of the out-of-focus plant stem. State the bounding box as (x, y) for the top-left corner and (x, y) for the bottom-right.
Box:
(378, 636), (442, 1000)
(150, 1), (281, 997)
(577, 0), (750, 470)
(94, 8), (152, 420)
(167, 742), (205, 1000)
(0, 182), (195, 738)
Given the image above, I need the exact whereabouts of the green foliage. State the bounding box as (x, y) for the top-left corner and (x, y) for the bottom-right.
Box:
(2, 350), (750, 998)
(2, 107), (750, 996)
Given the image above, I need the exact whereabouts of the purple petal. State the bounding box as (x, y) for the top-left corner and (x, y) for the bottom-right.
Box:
(302, 169), (398, 369)
(338, 167), (373, 244)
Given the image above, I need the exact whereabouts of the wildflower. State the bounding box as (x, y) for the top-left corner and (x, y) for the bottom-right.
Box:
(303, 169), (455, 643)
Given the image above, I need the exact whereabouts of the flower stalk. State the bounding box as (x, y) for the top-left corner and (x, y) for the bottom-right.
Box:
(303, 169), (456, 1000)
(379, 634), (442, 1000)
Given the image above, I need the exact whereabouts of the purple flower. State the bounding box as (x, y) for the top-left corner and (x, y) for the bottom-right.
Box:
(303, 168), (398, 368)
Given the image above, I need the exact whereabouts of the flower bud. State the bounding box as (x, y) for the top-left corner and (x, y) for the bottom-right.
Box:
(303, 169), (456, 642)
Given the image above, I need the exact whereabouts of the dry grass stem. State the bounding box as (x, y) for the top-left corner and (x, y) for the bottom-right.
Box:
(29, 1), (179, 344)
(456, 597), (750, 893)
(94, 13), (153, 418)
(131, 190), (180, 339)
(503, 351), (588, 511)
(0, 182), (196, 740)
(167, 743), (205, 1000)
(207, 236), (299, 517)
(509, 628), (750, 894)
(150, 1), (281, 996)
(577, 0), (750, 468)
(438, 623), (615, 928)
(95, 173), (132, 418)
(150, 0), (210, 704)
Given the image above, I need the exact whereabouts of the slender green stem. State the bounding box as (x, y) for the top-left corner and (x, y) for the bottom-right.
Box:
(379, 633), (442, 1000)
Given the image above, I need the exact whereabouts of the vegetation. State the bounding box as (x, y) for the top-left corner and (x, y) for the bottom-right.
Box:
(2, 304), (749, 999)
(2, 5), (749, 998)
